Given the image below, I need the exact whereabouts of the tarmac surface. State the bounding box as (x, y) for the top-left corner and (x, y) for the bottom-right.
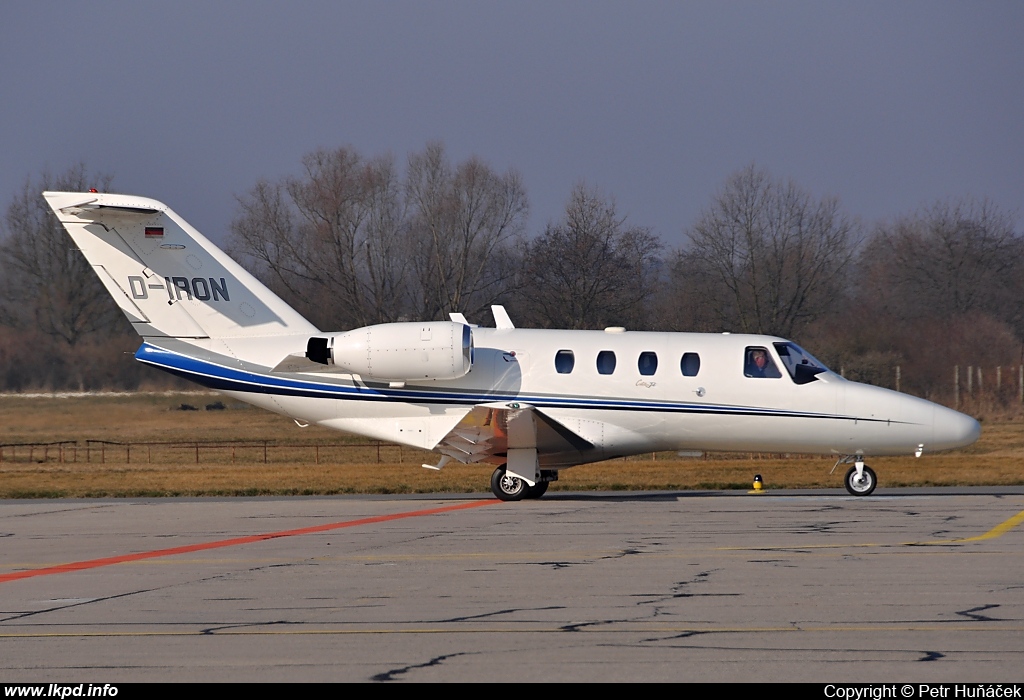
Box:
(1, 487), (1022, 682)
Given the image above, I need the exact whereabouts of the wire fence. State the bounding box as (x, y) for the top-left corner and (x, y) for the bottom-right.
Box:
(951, 365), (1024, 409)
(836, 364), (1024, 411)
(4, 364), (1020, 466)
(0, 440), (429, 466)
(0, 439), (856, 467)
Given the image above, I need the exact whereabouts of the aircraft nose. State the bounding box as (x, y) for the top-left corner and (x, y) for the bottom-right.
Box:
(932, 406), (981, 450)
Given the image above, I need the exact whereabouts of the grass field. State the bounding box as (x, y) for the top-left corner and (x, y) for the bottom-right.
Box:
(0, 392), (1021, 497)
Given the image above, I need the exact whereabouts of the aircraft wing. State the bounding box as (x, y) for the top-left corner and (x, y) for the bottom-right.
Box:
(427, 402), (595, 470)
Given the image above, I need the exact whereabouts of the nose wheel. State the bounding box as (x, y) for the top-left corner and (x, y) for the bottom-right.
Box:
(844, 463), (877, 496)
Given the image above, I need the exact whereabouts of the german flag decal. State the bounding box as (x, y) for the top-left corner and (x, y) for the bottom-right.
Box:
(145, 227), (164, 237)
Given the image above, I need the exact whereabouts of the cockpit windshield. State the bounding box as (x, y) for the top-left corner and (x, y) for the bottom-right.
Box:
(773, 342), (830, 385)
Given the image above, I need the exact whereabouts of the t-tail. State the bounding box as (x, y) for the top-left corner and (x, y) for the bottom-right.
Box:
(42, 192), (318, 342)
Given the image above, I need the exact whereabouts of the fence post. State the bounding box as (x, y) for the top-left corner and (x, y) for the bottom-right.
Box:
(978, 367), (983, 393)
(895, 365), (901, 393)
(263, 441), (267, 464)
(967, 366), (973, 394)
(997, 366), (1002, 391)
(954, 365), (960, 409)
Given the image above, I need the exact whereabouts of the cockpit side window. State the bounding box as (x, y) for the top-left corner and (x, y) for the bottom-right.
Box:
(555, 350), (575, 374)
(744, 346), (782, 379)
(773, 342), (828, 385)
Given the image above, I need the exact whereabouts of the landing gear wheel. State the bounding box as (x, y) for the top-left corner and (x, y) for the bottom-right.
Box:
(844, 465), (877, 496)
(524, 481), (549, 499)
(491, 466), (529, 501)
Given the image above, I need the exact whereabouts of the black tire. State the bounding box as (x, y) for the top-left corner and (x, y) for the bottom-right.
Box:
(491, 466), (529, 501)
(524, 481), (549, 499)
(844, 465), (877, 496)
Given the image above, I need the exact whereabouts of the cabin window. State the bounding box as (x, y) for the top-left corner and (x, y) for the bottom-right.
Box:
(596, 350), (616, 375)
(744, 346), (782, 378)
(554, 350), (575, 374)
(680, 352), (701, 377)
(774, 342), (828, 385)
(638, 352), (658, 376)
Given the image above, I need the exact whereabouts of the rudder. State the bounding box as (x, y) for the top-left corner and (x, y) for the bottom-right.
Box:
(43, 192), (317, 339)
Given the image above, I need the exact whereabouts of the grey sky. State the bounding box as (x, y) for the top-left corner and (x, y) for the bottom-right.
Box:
(2, 1), (1021, 247)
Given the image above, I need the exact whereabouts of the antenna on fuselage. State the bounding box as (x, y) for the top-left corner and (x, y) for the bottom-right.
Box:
(491, 305), (515, 329)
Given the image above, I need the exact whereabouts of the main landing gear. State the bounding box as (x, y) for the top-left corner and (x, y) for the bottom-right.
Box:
(843, 458), (877, 496)
(490, 465), (554, 501)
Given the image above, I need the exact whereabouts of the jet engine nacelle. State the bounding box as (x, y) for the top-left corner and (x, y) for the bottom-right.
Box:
(305, 321), (473, 381)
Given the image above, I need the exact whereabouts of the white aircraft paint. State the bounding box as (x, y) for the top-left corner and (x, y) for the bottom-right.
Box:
(43, 192), (981, 500)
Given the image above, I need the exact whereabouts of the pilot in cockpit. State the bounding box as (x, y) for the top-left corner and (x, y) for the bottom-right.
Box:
(745, 348), (781, 378)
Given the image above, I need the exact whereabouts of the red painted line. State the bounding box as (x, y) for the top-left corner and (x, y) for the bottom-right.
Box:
(0, 498), (500, 584)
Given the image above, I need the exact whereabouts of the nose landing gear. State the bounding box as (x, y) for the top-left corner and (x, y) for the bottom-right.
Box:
(843, 458), (877, 496)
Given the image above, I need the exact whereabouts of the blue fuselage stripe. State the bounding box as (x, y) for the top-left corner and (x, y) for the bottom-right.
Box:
(135, 342), (872, 422)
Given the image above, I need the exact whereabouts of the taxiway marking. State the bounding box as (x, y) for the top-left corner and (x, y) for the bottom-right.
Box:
(0, 499), (499, 584)
(716, 507), (1024, 551)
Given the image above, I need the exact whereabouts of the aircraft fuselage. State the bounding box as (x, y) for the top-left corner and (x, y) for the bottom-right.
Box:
(137, 326), (980, 467)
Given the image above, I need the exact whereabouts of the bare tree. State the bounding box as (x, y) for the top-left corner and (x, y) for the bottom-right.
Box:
(232, 143), (526, 328)
(0, 165), (160, 390)
(405, 143), (528, 320)
(0, 165), (120, 346)
(519, 184), (662, 329)
(860, 198), (1024, 329)
(231, 147), (409, 329)
(681, 165), (858, 337)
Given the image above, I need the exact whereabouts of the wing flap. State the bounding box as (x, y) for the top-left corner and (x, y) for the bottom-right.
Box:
(431, 403), (595, 468)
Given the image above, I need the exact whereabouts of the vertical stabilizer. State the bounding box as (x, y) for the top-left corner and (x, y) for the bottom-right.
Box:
(43, 192), (317, 339)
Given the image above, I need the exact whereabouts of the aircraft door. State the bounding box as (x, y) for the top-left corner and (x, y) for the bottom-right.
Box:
(491, 347), (524, 395)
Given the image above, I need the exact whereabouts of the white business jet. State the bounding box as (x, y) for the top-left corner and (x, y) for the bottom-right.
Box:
(43, 192), (980, 500)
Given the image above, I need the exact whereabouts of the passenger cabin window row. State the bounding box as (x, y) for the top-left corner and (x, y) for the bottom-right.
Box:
(551, 344), (829, 384)
(553, 350), (701, 377)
